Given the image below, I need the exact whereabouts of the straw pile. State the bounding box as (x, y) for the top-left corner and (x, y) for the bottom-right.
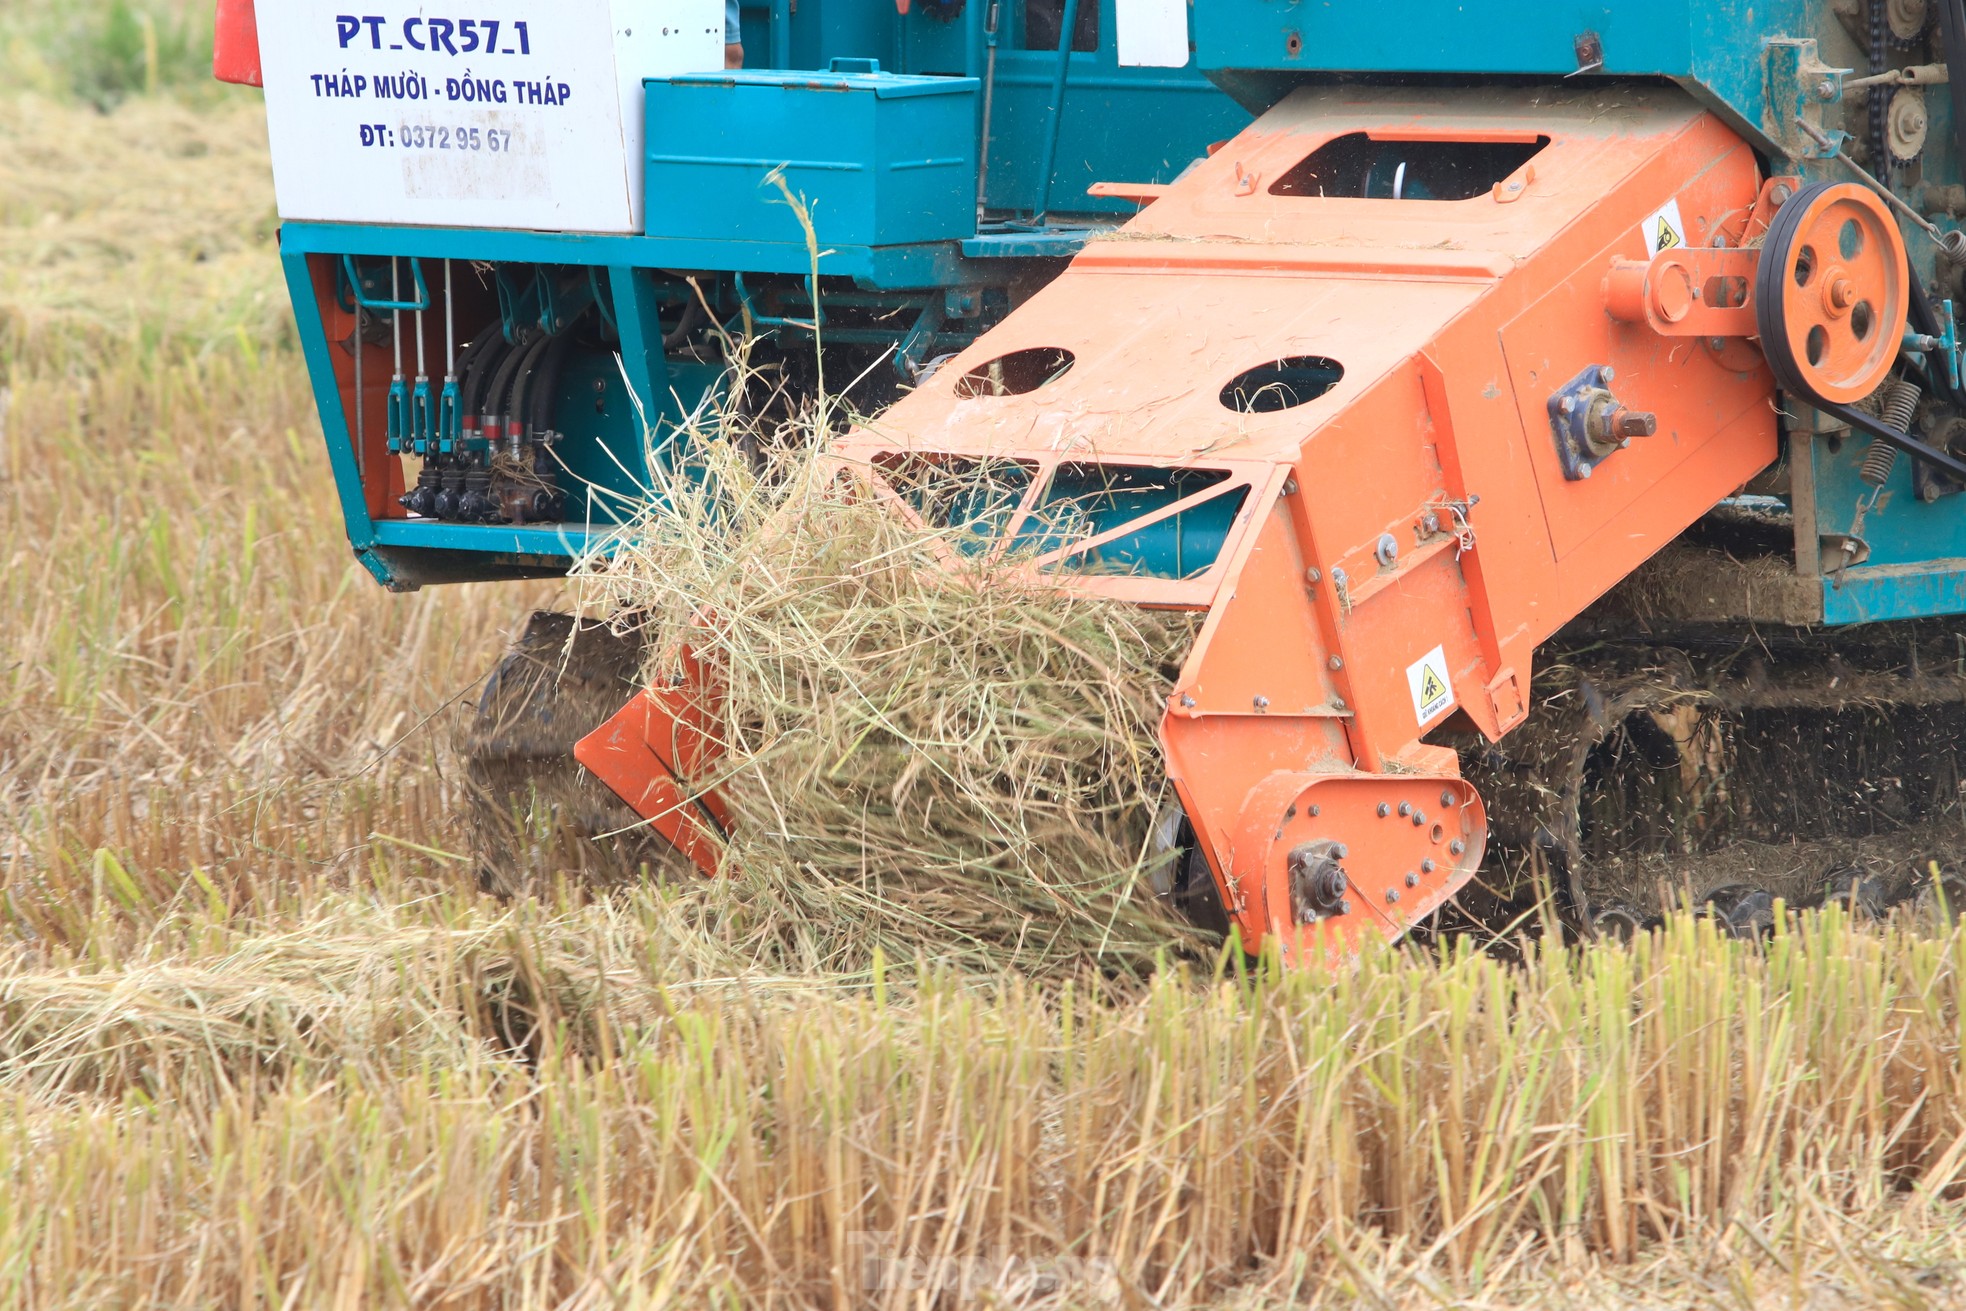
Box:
(578, 445), (1208, 976)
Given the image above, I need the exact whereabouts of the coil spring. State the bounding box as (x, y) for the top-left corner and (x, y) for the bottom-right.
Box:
(1861, 378), (1923, 487)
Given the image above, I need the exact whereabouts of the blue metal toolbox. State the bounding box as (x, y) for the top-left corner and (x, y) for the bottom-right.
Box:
(644, 60), (979, 249)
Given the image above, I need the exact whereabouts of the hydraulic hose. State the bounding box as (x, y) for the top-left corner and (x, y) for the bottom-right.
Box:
(461, 333), (513, 430)
(480, 331), (537, 443)
(528, 335), (575, 438)
(450, 330), (500, 425)
(502, 333), (556, 445)
(661, 297), (705, 351)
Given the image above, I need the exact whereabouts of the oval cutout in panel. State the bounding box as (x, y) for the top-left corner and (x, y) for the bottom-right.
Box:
(1269, 133), (1549, 201)
(956, 347), (1076, 397)
(1220, 356), (1344, 413)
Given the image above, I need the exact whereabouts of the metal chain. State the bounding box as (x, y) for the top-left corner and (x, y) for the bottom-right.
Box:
(1872, 0), (1893, 175)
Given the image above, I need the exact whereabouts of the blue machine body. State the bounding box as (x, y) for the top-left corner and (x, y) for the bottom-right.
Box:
(288, 0), (1966, 627)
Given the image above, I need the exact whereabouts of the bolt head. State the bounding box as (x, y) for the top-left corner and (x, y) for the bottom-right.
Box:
(1309, 805), (1321, 818)
(1601, 365), (1616, 383)
(1421, 859), (1435, 874)
(1406, 871), (1420, 887)
(1331, 843), (1347, 859)
(1253, 695), (1270, 710)
(1440, 790), (1455, 807)
(1304, 567), (1322, 585)
(1449, 839), (1467, 856)
(1179, 693), (1196, 708)
(1412, 810), (1427, 827)
(1815, 78), (1837, 101)
(1337, 899), (1351, 915)
(1578, 462), (1593, 479)
(1328, 655), (1343, 671)
(1377, 802), (1391, 817)
(1387, 888), (1401, 904)
(1398, 801), (1412, 817)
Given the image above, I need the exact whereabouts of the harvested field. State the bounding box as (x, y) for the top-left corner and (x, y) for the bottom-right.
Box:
(9, 8), (1966, 1306)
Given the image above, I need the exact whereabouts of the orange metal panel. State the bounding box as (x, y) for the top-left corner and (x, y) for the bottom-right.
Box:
(827, 84), (1779, 955)
(573, 686), (727, 875)
(308, 255), (407, 519)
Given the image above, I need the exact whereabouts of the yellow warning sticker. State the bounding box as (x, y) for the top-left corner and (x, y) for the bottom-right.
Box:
(1641, 197), (1686, 258)
(1406, 645), (1455, 727)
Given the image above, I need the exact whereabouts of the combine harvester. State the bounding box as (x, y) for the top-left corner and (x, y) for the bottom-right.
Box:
(221, 0), (1966, 959)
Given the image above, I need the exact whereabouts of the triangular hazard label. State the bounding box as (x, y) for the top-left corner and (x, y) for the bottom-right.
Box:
(1407, 644), (1455, 724)
(1654, 216), (1681, 250)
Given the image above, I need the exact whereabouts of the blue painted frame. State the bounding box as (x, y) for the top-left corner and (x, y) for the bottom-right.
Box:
(1192, 0), (1809, 152)
(283, 243), (640, 588)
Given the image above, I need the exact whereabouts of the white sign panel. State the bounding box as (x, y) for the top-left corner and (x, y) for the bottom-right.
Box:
(1116, 0), (1190, 66)
(258, 1), (722, 233)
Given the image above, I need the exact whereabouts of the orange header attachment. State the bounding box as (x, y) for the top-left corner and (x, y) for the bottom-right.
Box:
(213, 0), (262, 88)
(579, 84), (1789, 964)
(824, 84), (1778, 962)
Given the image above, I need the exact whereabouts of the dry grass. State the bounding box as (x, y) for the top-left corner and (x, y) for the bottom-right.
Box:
(9, 860), (1966, 1307)
(7, 63), (1966, 1310)
(0, 94), (284, 367)
(574, 447), (1206, 977)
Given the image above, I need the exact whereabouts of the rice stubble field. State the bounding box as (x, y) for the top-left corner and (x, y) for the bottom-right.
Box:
(10, 7), (1966, 1306)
